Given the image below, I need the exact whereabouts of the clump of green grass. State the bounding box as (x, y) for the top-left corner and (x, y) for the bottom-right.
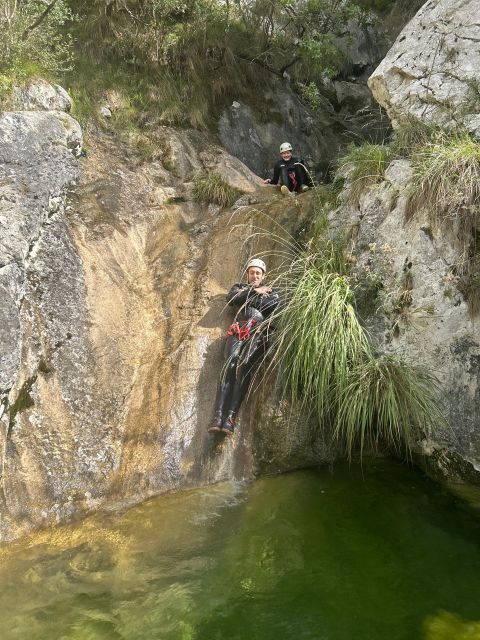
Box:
(406, 132), (480, 226)
(337, 143), (392, 203)
(389, 117), (441, 158)
(265, 229), (443, 460)
(192, 172), (242, 208)
(272, 252), (371, 420)
(334, 355), (442, 459)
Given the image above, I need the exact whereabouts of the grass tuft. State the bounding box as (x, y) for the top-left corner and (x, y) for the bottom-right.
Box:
(334, 355), (442, 459)
(337, 143), (392, 204)
(389, 117), (441, 158)
(261, 219), (443, 460)
(406, 132), (480, 225)
(192, 172), (242, 208)
(272, 251), (371, 420)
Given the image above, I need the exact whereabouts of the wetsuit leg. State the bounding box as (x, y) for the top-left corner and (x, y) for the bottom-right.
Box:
(228, 333), (266, 416)
(279, 165), (292, 190)
(213, 334), (242, 416)
(293, 163), (307, 191)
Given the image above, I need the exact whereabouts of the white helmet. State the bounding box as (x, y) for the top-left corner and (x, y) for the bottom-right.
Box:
(246, 258), (267, 273)
(279, 142), (292, 153)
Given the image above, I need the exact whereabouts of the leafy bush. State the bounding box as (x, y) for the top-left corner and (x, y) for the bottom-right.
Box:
(337, 143), (392, 203)
(192, 172), (242, 208)
(62, 0), (380, 130)
(0, 0), (73, 90)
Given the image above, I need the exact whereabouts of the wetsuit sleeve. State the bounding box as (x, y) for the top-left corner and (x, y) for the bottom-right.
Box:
(271, 161), (282, 185)
(226, 284), (253, 307)
(255, 289), (280, 315)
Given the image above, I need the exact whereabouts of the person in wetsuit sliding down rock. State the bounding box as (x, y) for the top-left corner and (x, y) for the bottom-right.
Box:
(208, 258), (279, 436)
(263, 142), (312, 194)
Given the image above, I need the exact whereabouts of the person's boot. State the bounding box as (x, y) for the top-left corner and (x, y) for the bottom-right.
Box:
(300, 184), (309, 192)
(208, 413), (223, 433)
(222, 413), (236, 436)
(280, 185), (289, 195)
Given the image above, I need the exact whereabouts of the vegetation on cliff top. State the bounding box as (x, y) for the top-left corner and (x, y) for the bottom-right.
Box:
(1, 0), (396, 131)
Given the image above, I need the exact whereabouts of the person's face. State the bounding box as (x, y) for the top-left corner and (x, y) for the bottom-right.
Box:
(247, 267), (265, 286)
(280, 150), (292, 161)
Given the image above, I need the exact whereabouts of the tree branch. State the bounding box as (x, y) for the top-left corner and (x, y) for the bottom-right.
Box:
(235, 53), (284, 78)
(279, 56), (300, 76)
(22, 0), (58, 41)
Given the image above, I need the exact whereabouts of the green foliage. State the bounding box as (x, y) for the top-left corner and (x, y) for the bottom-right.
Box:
(272, 249), (369, 418)
(335, 355), (442, 459)
(267, 222), (442, 459)
(298, 81), (323, 111)
(0, 0), (74, 95)
(1, 0), (389, 130)
(338, 143), (392, 203)
(59, 0), (380, 131)
(192, 172), (242, 208)
(406, 131), (480, 225)
(389, 117), (441, 158)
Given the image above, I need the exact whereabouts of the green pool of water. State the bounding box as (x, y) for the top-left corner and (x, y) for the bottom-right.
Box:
(1, 460), (480, 640)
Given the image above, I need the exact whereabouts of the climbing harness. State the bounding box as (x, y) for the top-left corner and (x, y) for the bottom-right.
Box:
(227, 318), (256, 341)
(288, 170), (298, 192)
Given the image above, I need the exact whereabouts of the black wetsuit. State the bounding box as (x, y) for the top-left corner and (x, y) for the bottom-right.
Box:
(271, 156), (311, 192)
(214, 282), (279, 420)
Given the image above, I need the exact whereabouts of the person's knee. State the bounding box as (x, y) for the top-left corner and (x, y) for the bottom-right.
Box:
(223, 355), (238, 376)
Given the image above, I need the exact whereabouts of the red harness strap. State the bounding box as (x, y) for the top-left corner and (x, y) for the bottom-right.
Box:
(227, 318), (256, 341)
(288, 170), (298, 192)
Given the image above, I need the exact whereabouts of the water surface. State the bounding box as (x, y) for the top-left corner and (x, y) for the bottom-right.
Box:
(1, 460), (480, 640)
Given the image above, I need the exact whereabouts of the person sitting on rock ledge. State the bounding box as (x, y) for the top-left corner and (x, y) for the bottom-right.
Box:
(263, 142), (312, 194)
(208, 258), (279, 436)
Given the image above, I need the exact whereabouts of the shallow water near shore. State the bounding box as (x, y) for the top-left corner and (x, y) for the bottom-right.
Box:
(1, 459), (480, 640)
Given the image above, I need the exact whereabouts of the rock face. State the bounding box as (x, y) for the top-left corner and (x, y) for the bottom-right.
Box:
(0, 104), (327, 541)
(368, 0), (480, 136)
(12, 79), (73, 112)
(218, 86), (336, 179)
(331, 159), (480, 482)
